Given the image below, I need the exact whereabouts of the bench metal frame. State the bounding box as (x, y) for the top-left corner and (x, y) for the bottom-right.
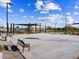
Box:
(17, 39), (30, 53)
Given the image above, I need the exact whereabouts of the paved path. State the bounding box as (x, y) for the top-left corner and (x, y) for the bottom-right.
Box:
(3, 51), (24, 59)
(1, 41), (25, 59)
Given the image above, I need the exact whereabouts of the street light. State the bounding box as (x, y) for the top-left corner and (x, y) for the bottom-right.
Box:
(55, 22), (57, 34)
(65, 17), (68, 34)
(6, 2), (13, 36)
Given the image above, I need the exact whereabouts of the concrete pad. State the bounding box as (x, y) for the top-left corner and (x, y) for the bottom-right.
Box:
(8, 33), (79, 59)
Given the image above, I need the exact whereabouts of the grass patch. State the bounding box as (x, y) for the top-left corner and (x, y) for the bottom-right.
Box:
(0, 45), (4, 52)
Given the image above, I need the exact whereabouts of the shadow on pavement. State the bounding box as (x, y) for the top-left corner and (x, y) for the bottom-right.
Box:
(3, 45), (19, 51)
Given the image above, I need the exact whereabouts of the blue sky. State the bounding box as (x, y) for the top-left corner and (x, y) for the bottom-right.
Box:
(0, 0), (79, 27)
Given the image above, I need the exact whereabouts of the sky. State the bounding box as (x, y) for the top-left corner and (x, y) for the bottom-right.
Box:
(0, 0), (79, 28)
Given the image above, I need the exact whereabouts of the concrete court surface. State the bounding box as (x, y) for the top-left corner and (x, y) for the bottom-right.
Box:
(8, 33), (79, 59)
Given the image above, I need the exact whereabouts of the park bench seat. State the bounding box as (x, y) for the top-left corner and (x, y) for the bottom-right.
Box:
(17, 39), (30, 53)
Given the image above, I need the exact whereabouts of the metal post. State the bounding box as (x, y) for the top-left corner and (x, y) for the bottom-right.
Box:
(6, 3), (9, 36)
(45, 25), (46, 33)
(35, 25), (37, 33)
(13, 23), (15, 35)
(55, 22), (57, 34)
(65, 17), (67, 34)
(5, 36), (7, 41)
(10, 23), (12, 32)
(40, 23), (41, 33)
(6, 3), (13, 36)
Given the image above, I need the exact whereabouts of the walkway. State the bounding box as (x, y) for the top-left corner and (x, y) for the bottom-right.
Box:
(1, 41), (25, 59)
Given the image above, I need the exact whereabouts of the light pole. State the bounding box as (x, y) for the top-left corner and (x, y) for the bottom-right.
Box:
(39, 23), (41, 33)
(55, 22), (57, 34)
(65, 17), (68, 34)
(6, 2), (13, 36)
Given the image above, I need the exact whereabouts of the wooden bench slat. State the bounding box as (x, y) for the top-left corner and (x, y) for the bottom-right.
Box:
(17, 39), (30, 53)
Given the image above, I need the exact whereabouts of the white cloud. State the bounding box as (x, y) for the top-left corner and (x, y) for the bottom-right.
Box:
(0, 0), (12, 8)
(74, 5), (79, 9)
(74, 12), (79, 15)
(19, 9), (24, 13)
(38, 17), (44, 20)
(35, 0), (61, 14)
(35, 0), (44, 10)
(45, 2), (61, 11)
(44, 1), (50, 3)
(27, 3), (31, 6)
(66, 12), (71, 15)
(40, 10), (49, 14)
(31, 16), (34, 18)
(37, 14), (66, 27)
(38, 14), (64, 23)
(8, 9), (12, 12)
(0, 19), (2, 22)
(0, 19), (6, 26)
(66, 16), (74, 25)
(11, 14), (18, 17)
(38, 14), (74, 26)
(47, 14), (63, 22)
(22, 16), (27, 18)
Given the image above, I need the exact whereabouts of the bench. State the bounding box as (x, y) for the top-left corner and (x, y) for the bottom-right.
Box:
(17, 39), (30, 53)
